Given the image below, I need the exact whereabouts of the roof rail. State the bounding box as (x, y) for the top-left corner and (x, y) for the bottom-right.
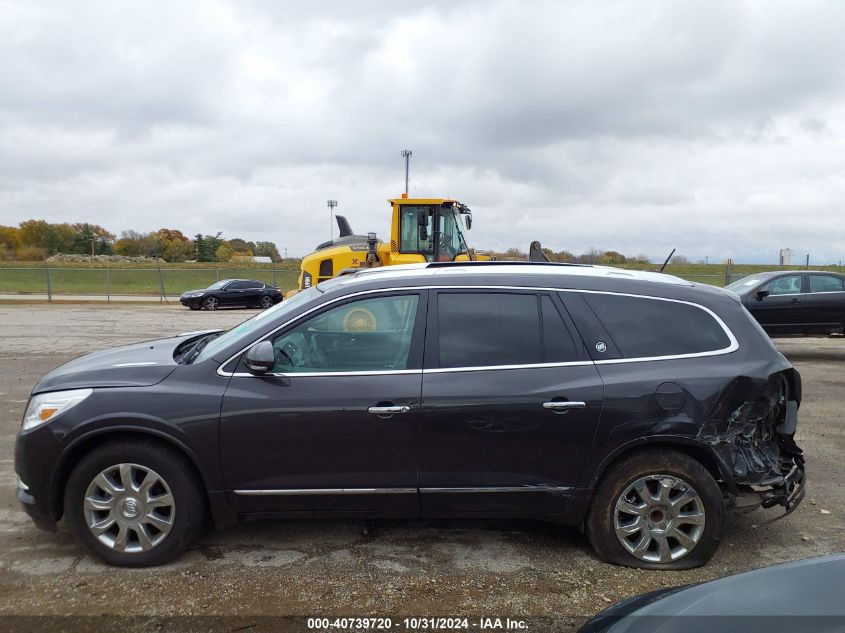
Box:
(426, 261), (592, 269)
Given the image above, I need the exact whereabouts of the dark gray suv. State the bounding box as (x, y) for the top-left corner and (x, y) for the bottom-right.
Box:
(15, 262), (805, 568)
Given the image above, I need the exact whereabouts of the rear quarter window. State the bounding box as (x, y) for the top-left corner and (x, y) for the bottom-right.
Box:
(581, 293), (733, 359)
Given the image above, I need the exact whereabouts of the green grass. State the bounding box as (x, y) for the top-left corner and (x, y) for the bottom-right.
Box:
(0, 260), (841, 295)
(0, 262), (300, 296)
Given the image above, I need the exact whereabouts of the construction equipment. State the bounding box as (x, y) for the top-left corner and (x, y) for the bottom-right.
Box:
(292, 196), (489, 293)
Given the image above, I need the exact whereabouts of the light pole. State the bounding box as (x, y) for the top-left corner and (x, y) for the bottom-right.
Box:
(401, 149), (412, 195)
(327, 200), (337, 240)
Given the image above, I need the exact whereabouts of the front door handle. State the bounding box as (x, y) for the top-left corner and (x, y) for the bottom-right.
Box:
(791, 298), (800, 303)
(543, 401), (586, 411)
(368, 405), (411, 415)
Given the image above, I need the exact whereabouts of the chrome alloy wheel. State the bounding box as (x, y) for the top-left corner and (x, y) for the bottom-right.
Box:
(613, 474), (705, 563)
(83, 463), (175, 553)
(260, 295), (273, 308)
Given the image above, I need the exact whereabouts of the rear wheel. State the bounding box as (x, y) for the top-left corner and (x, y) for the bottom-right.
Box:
(585, 449), (724, 569)
(203, 296), (219, 311)
(64, 440), (206, 567)
(259, 295), (273, 309)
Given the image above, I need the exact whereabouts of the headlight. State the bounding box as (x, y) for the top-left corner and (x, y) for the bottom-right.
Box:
(190, 293), (205, 298)
(22, 388), (93, 432)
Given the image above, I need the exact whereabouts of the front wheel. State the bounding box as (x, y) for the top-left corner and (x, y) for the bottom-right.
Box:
(64, 440), (206, 567)
(259, 295), (273, 309)
(585, 449), (724, 570)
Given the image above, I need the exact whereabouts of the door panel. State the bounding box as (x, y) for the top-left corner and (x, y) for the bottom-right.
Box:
(748, 275), (805, 333)
(220, 373), (421, 512)
(419, 365), (603, 513)
(418, 290), (603, 514)
(804, 275), (845, 331)
(219, 291), (427, 513)
(218, 283), (241, 307)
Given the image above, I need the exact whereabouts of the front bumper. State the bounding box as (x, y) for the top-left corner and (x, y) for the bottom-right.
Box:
(16, 474), (57, 532)
(14, 426), (63, 532)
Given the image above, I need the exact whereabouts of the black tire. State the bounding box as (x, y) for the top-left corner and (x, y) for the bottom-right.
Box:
(203, 296), (218, 311)
(585, 448), (724, 570)
(64, 439), (206, 567)
(189, 304), (201, 311)
(259, 295), (273, 309)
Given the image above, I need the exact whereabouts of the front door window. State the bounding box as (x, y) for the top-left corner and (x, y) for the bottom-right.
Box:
(763, 275), (802, 296)
(272, 294), (420, 373)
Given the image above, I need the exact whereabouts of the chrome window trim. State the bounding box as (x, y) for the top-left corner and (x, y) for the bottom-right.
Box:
(234, 488), (417, 496)
(423, 361), (594, 374)
(228, 369), (423, 378)
(216, 285), (739, 378)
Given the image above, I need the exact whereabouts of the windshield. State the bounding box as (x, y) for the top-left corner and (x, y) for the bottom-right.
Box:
(725, 276), (764, 292)
(437, 209), (470, 261)
(207, 280), (228, 290)
(194, 286), (321, 363)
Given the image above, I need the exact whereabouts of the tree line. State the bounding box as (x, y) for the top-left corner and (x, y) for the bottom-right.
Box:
(0, 220), (282, 263)
(492, 247), (656, 265)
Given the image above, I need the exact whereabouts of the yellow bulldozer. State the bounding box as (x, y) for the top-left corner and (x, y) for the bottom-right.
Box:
(291, 196), (493, 293)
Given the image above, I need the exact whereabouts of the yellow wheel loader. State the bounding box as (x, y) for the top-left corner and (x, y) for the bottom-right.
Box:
(290, 196), (491, 294)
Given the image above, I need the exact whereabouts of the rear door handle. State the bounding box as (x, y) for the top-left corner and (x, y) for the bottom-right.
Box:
(368, 405), (411, 415)
(543, 401), (586, 411)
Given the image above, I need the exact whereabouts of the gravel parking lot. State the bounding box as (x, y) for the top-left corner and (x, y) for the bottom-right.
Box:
(0, 304), (842, 630)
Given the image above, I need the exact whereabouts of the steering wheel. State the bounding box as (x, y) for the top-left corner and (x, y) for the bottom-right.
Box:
(307, 333), (330, 368)
(438, 236), (457, 262)
(275, 342), (302, 369)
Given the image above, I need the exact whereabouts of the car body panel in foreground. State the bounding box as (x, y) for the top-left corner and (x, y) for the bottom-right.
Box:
(580, 553), (845, 633)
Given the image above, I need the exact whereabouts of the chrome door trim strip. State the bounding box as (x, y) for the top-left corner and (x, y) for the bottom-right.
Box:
(420, 486), (572, 494)
(234, 487), (418, 496)
(216, 285), (739, 378)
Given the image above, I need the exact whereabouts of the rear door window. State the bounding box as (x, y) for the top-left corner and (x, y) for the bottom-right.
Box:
(581, 293), (732, 359)
(435, 292), (582, 368)
(541, 295), (580, 362)
(808, 275), (844, 293)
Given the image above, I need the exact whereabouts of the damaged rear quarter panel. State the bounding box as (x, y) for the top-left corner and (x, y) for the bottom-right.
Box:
(582, 351), (802, 504)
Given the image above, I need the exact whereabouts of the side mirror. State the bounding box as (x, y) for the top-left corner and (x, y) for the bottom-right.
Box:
(419, 225), (428, 241)
(464, 214), (472, 230)
(244, 341), (275, 374)
(755, 289), (770, 300)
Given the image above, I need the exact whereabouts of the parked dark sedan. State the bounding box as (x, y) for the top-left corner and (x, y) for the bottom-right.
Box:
(580, 553), (845, 633)
(179, 278), (282, 310)
(727, 270), (845, 335)
(16, 262), (804, 568)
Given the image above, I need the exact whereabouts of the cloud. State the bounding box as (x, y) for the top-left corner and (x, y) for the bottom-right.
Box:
(1, 0), (844, 263)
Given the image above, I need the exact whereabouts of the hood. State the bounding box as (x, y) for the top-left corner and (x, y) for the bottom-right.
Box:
(180, 288), (208, 297)
(32, 334), (203, 394)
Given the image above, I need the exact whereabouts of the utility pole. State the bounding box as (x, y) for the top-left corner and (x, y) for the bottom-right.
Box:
(327, 200), (337, 241)
(806, 253), (810, 269)
(401, 149), (412, 195)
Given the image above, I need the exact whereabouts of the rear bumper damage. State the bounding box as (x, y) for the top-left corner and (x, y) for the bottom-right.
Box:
(701, 370), (806, 521)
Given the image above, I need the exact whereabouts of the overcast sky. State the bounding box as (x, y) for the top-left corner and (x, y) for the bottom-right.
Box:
(1, 1), (844, 262)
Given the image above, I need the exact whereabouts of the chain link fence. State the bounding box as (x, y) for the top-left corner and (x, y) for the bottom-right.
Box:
(0, 266), (301, 301)
(0, 263), (840, 302)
